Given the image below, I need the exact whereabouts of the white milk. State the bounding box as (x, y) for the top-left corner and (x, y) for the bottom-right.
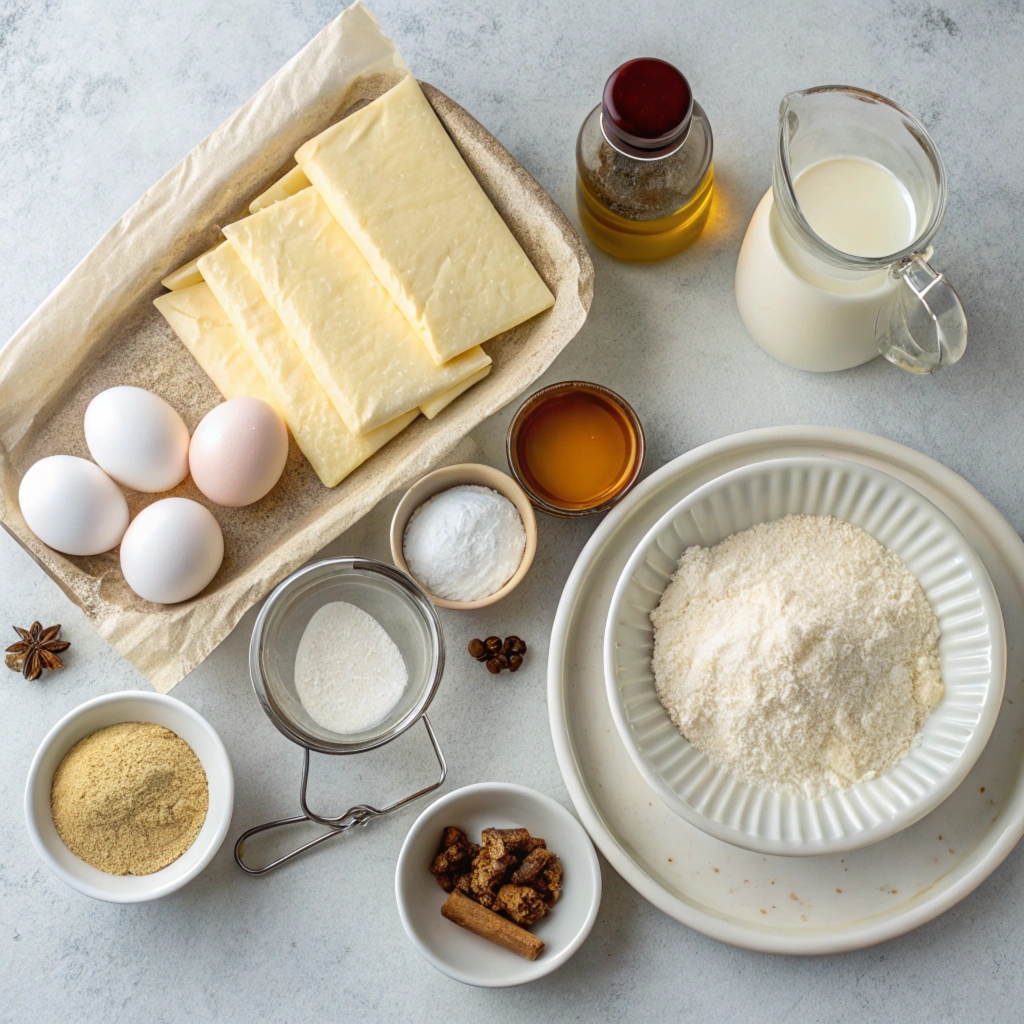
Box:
(794, 158), (916, 258)
(735, 158), (919, 372)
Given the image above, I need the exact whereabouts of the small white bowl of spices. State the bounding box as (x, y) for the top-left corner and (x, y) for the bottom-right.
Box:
(395, 783), (602, 987)
(391, 464), (537, 610)
(25, 691), (233, 902)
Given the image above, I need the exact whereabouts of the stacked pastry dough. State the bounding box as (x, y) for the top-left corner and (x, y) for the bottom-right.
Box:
(155, 75), (554, 488)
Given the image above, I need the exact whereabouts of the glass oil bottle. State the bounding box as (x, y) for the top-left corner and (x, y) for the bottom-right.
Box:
(576, 58), (714, 261)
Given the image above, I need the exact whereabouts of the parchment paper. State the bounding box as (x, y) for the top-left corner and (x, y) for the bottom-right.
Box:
(0, 2), (593, 693)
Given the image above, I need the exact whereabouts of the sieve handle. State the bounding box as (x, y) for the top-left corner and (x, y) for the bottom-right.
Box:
(298, 715), (446, 828)
(233, 814), (358, 875)
(233, 715), (447, 875)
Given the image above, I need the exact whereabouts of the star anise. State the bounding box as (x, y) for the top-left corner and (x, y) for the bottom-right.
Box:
(5, 622), (71, 681)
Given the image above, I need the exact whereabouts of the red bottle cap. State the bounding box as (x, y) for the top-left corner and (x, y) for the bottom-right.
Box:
(602, 58), (693, 156)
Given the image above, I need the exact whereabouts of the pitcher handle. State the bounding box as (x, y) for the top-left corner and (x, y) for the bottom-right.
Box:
(875, 253), (967, 373)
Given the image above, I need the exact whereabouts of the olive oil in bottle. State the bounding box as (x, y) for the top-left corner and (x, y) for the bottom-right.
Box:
(576, 58), (714, 261)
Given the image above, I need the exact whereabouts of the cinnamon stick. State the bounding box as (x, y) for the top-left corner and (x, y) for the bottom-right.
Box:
(440, 890), (544, 961)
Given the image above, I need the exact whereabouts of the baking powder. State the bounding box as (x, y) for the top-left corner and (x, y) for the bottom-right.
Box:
(403, 485), (525, 601)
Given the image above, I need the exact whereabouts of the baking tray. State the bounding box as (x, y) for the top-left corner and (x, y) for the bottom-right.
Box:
(548, 426), (1023, 954)
(0, 7), (593, 692)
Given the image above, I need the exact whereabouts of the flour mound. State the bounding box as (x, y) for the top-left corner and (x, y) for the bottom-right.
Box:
(650, 514), (943, 797)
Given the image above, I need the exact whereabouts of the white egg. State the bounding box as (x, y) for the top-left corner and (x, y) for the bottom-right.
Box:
(84, 386), (190, 493)
(19, 455), (129, 556)
(189, 397), (288, 507)
(119, 498), (224, 604)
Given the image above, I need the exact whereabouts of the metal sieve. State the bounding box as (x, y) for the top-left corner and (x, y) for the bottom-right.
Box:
(234, 557), (446, 874)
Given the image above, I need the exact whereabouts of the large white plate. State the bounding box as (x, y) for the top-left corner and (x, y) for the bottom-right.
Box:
(605, 458), (1005, 856)
(547, 427), (1024, 954)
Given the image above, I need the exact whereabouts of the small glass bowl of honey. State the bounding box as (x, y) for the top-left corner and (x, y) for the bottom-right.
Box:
(506, 381), (645, 517)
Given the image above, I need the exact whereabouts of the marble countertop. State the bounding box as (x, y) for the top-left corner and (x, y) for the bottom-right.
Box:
(2, 1), (1022, 1020)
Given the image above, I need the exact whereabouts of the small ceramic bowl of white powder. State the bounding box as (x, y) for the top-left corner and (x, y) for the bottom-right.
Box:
(391, 464), (537, 610)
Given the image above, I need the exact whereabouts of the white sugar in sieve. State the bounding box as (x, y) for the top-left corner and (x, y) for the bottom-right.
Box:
(234, 557), (446, 874)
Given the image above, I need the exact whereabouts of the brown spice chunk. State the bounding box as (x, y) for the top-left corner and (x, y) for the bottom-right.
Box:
(533, 852), (563, 907)
(429, 825), (478, 892)
(485, 827), (526, 848)
(496, 884), (549, 926)
(510, 846), (555, 885)
(467, 828), (520, 897)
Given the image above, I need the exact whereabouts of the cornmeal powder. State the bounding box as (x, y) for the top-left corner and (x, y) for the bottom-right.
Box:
(651, 514), (944, 797)
(51, 722), (209, 875)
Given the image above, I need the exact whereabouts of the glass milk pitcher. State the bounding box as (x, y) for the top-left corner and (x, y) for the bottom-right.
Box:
(735, 86), (967, 373)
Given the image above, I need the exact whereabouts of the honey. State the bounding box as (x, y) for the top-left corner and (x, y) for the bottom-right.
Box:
(508, 383), (643, 515)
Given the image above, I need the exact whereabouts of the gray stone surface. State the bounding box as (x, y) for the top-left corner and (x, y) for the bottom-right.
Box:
(1, 0), (1022, 1020)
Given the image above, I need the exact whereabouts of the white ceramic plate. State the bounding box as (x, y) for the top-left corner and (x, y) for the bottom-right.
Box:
(395, 783), (601, 987)
(548, 427), (1024, 953)
(605, 457), (1005, 856)
(25, 691), (234, 902)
